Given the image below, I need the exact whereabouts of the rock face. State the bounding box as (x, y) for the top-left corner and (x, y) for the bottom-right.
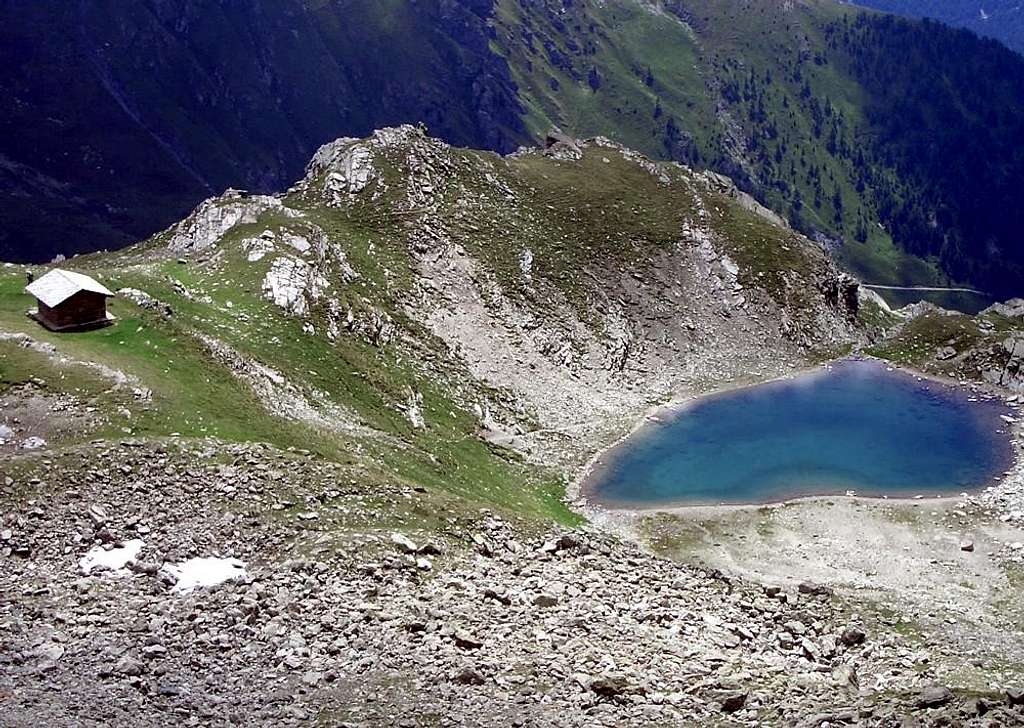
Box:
(261, 257), (328, 316)
(979, 332), (1024, 391)
(167, 193), (300, 254)
(543, 129), (584, 160)
(984, 298), (1024, 319)
(308, 138), (378, 198)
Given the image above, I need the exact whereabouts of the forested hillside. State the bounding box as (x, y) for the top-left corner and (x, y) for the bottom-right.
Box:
(0, 0), (525, 262)
(849, 0), (1024, 54)
(4, 0), (1024, 297)
(825, 13), (1024, 296)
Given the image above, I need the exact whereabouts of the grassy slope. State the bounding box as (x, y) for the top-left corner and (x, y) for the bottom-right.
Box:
(446, 145), (700, 319)
(489, 0), (952, 289)
(0, 259), (579, 525)
(865, 305), (1024, 390)
(493, 1), (709, 151)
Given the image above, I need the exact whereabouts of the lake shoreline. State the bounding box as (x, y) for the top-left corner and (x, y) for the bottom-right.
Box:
(570, 354), (1018, 517)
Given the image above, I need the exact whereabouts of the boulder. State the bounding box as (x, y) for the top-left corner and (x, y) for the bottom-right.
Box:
(972, 697), (997, 716)
(544, 129), (578, 150)
(543, 129), (583, 160)
(798, 581), (832, 597)
(454, 667), (486, 686)
(113, 655), (146, 677)
(482, 587), (511, 606)
(915, 686), (953, 709)
(590, 675), (640, 699)
(390, 532), (419, 554)
(533, 593), (559, 608)
(453, 630), (483, 650)
(720, 691), (748, 713)
(840, 626), (867, 646)
(832, 664), (859, 691)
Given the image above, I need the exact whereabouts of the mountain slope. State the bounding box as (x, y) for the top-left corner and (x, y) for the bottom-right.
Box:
(848, 0), (1024, 53)
(6, 0), (1024, 300)
(6, 129), (1024, 726)
(0, 128), (896, 724)
(0, 126), (860, 515)
(0, 0), (525, 262)
(486, 0), (1024, 297)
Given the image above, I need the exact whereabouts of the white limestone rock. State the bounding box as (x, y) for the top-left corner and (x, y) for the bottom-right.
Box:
(167, 192), (301, 253)
(243, 231), (277, 262)
(339, 303), (395, 346)
(403, 389), (426, 429)
(262, 257), (328, 316)
(308, 139), (377, 201)
(519, 248), (534, 282)
(282, 232), (311, 254)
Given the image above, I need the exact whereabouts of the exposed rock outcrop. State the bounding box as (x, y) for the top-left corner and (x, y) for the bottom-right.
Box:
(261, 257), (328, 316)
(166, 191), (302, 254)
(117, 287), (173, 317)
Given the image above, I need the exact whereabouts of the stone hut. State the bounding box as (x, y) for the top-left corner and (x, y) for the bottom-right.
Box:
(26, 269), (115, 332)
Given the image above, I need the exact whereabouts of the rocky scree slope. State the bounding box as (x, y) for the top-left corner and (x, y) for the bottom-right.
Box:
(8, 441), (1023, 727)
(0, 128), (969, 727)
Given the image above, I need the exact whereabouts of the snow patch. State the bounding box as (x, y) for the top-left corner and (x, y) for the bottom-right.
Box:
(79, 540), (145, 575)
(162, 557), (247, 594)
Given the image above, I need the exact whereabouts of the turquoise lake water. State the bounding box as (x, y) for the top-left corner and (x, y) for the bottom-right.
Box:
(586, 359), (1014, 506)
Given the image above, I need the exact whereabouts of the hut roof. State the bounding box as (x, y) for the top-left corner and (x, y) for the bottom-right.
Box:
(26, 269), (114, 308)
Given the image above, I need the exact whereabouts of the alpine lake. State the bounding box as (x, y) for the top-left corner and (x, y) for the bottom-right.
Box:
(585, 359), (1015, 507)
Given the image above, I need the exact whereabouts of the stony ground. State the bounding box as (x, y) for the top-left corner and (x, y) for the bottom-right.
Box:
(4, 440), (1024, 726)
